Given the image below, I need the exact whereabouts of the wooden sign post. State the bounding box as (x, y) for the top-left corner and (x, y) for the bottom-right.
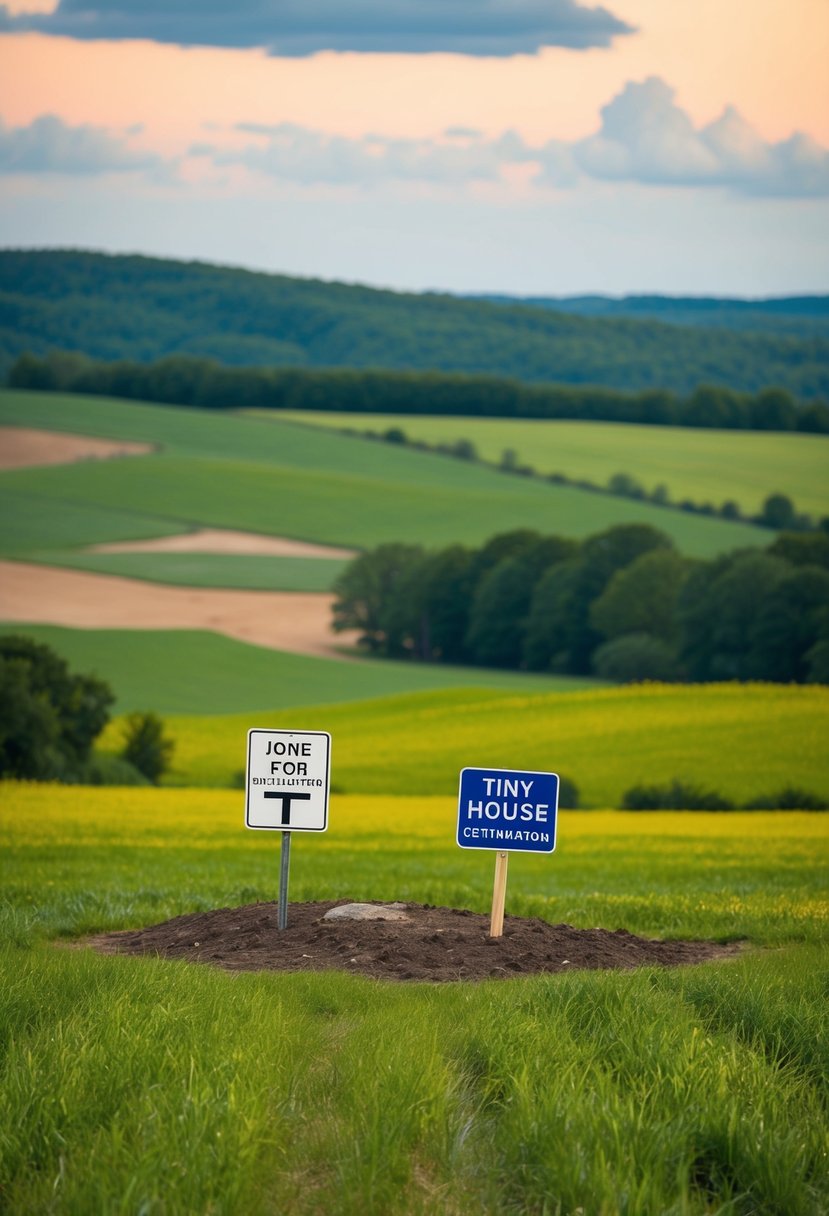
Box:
(490, 851), (509, 938)
(457, 766), (560, 940)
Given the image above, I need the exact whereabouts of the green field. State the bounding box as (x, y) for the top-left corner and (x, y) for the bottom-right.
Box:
(1, 787), (827, 1214)
(5, 625), (602, 716)
(0, 390), (768, 559)
(27, 551), (348, 591)
(102, 681), (829, 805)
(276, 409), (829, 518)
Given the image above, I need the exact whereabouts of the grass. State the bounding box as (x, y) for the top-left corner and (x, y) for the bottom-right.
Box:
(0, 787), (827, 1214)
(275, 409), (829, 518)
(140, 682), (829, 805)
(0, 389), (768, 558)
(0, 484), (181, 554)
(28, 550), (349, 591)
(2, 625), (603, 715)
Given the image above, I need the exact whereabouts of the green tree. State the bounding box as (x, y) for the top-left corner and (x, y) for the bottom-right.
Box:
(806, 608), (829, 682)
(747, 566), (829, 681)
(120, 712), (175, 785)
(768, 532), (829, 569)
(558, 525), (675, 673)
(0, 636), (114, 779)
(590, 549), (690, 643)
(749, 387), (797, 431)
(679, 552), (789, 680)
(522, 559), (581, 671)
(332, 544), (424, 654)
(757, 493), (797, 530)
(465, 556), (535, 668)
(0, 656), (64, 780)
(413, 545), (477, 663)
(465, 536), (576, 669)
(465, 529), (541, 589)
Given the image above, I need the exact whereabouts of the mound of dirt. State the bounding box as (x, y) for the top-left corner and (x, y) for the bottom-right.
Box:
(83, 901), (741, 982)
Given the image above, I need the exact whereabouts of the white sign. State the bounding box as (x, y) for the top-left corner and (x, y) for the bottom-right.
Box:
(245, 729), (331, 832)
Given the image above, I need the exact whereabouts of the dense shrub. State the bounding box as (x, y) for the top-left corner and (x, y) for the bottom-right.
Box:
(592, 634), (681, 682)
(743, 786), (829, 810)
(622, 780), (735, 810)
(82, 754), (149, 786)
(557, 775), (579, 809)
(120, 712), (175, 784)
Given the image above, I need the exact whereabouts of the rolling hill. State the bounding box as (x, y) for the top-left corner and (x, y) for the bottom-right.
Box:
(0, 389), (767, 559)
(2, 249), (827, 397)
(275, 410), (829, 519)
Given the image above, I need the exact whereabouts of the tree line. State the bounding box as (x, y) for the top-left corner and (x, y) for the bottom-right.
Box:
(2, 249), (828, 397)
(10, 351), (829, 434)
(331, 527), (829, 684)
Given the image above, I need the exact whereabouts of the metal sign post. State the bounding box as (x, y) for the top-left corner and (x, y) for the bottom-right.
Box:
(245, 729), (331, 931)
(278, 831), (291, 930)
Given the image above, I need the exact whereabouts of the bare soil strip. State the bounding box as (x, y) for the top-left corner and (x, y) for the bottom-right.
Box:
(83, 900), (743, 982)
(87, 528), (356, 559)
(0, 561), (358, 658)
(0, 426), (153, 469)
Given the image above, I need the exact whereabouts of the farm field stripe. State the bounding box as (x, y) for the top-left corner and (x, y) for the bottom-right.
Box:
(0, 560), (357, 658)
(275, 409), (829, 518)
(0, 390), (769, 558)
(5, 624), (601, 715)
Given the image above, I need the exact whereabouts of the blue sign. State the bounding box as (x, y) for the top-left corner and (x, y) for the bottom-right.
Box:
(457, 767), (559, 854)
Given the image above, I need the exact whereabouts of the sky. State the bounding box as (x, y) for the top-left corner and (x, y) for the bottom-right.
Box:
(0, 0), (828, 296)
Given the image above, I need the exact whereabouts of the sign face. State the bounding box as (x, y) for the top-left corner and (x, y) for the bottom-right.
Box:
(457, 767), (558, 853)
(246, 729), (331, 832)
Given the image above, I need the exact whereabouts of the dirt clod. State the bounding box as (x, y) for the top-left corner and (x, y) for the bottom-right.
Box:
(82, 901), (741, 982)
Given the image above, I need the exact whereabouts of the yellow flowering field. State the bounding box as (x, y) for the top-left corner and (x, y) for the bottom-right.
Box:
(2, 784), (827, 945)
(125, 681), (829, 806)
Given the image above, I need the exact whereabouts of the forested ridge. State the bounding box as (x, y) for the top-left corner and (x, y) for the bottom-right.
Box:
(2, 249), (828, 397)
(474, 293), (829, 337)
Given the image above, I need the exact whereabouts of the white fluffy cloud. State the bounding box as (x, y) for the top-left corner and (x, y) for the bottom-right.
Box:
(0, 0), (633, 56)
(193, 80), (829, 198)
(0, 114), (165, 175)
(572, 78), (829, 196)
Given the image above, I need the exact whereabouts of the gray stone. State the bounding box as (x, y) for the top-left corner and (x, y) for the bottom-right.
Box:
(323, 902), (409, 922)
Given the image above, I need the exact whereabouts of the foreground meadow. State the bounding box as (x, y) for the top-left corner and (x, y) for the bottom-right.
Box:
(1, 786), (827, 1214)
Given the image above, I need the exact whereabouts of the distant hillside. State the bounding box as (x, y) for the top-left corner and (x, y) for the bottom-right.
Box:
(473, 293), (829, 338)
(1, 249), (827, 397)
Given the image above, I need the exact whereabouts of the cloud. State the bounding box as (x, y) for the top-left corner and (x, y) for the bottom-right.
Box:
(0, 113), (166, 175)
(5, 78), (826, 200)
(572, 77), (829, 196)
(191, 83), (829, 198)
(0, 0), (634, 56)
(194, 123), (533, 186)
